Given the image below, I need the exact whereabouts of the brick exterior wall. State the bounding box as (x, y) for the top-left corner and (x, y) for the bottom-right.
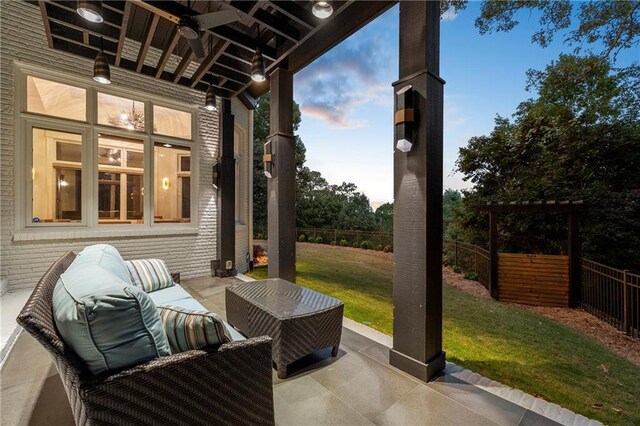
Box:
(0, 1), (251, 293)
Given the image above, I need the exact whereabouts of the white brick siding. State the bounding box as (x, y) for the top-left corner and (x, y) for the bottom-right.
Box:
(0, 1), (251, 293)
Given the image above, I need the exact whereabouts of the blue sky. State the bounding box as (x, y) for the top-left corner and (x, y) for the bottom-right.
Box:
(293, 2), (639, 206)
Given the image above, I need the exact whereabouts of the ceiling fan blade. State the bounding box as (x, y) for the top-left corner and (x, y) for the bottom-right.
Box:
(187, 37), (206, 58)
(193, 10), (241, 29)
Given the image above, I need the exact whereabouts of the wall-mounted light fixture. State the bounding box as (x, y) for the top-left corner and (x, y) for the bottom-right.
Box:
(162, 177), (170, 190)
(312, 1), (333, 18)
(77, 0), (103, 23)
(59, 174), (68, 188)
(395, 85), (414, 153)
(263, 140), (273, 178)
(212, 162), (220, 189)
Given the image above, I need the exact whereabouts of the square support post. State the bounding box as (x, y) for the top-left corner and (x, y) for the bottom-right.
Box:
(215, 99), (237, 277)
(267, 67), (296, 282)
(390, 0), (445, 382)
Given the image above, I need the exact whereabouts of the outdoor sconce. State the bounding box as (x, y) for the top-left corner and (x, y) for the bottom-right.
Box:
(395, 85), (414, 153)
(263, 140), (273, 178)
(212, 162), (219, 189)
(162, 178), (170, 190)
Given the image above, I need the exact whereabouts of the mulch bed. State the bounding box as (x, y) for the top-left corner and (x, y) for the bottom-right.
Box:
(443, 266), (640, 366)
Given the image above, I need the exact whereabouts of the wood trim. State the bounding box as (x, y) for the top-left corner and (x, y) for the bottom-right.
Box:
(155, 28), (180, 78)
(38, 1), (54, 48)
(115, 0), (132, 67)
(173, 50), (194, 83)
(136, 14), (159, 73)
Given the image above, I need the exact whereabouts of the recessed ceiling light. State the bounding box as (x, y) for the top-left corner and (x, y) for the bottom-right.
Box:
(77, 0), (104, 23)
(312, 1), (333, 19)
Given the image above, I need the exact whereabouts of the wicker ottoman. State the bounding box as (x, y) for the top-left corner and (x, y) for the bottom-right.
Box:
(226, 278), (344, 378)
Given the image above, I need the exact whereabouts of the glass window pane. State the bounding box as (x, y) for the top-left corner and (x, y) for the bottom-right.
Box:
(32, 128), (82, 223)
(154, 143), (191, 223)
(153, 105), (192, 139)
(180, 156), (190, 172)
(98, 135), (144, 224)
(98, 93), (145, 131)
(27, 76), (86, 121)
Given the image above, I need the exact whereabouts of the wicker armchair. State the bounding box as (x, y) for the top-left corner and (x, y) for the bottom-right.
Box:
(17, 252), (275, 426)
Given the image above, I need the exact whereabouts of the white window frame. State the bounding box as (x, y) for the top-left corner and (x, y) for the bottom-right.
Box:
(13, 62), (200, 241)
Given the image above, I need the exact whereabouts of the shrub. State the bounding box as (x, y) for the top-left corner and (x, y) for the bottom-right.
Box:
(453, 265), (462, 274)
(339, 239), (349, 247)
(330, 240), (337, 246)
(464, 271), (479, 281)
(383, 245), (393, 253)
(375, 244), (384, 251)
(298, 235), (306, 242)
(360, 240), (373, 250)
(315, 236), (323, 244)
(256, 233), (263, 240)
(352, 241), (360, 248)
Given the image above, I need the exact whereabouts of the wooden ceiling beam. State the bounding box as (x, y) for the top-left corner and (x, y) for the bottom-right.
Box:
(189, 39), (230, 88)
(267, 1), (315, 31)
(39, 1), (53, 48)
(229, 1), (302, 43)
(136, 14), (160, 72)
(49, 20), (119, 52)
(155, 28), (180, 78)
(45, 3), (120, 40)
(173, 50), (194, 83)
(115, 0), (131, 66)
(47, 0), (121, 29)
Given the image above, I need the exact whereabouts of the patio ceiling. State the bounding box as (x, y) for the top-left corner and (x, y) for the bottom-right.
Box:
(30, 0), (396, 104)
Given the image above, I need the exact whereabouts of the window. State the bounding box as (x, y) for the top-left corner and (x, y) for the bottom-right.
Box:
(154, 143), (191, 223)
(27, 76), (86, 121)
(98, 92), (145, 132)
(153, 105), (192, 140)
(31, 128), (83, 223)
(18, 66), (197, 233)
(98, 135), (144, 224)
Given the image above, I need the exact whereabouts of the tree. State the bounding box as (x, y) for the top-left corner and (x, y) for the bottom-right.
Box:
(455, 55), (640, 270)
(375, 203), (394, 233)
(443, 189), (464, 241)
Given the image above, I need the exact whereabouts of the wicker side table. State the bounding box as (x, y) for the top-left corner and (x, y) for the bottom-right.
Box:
(226, 278), (344, 378)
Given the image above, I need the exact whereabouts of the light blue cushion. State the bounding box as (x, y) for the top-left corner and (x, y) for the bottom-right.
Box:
(77, 244), (133, 285)
(147, 284), (193, 306)
(53, 245), (170, 374)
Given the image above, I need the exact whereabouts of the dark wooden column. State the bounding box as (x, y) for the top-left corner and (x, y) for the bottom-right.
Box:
(489, 211), (498, 299)
(390, 1), (445, 382)
(267, 66), (296, 282)
(215, 99), (237, 277)
(567, 212), (580, 307)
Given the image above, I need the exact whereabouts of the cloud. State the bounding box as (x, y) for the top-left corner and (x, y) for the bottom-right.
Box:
(441, 8), (458, 22)
(294, 7), (398, 129)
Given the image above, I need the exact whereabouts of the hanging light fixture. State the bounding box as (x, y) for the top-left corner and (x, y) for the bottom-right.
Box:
(77, 0), (104, 23)
(205, 84), (217, 111)
(312, 1), (333, 19)
(251, 47), (266, 82)
(93, 37), (111, 84)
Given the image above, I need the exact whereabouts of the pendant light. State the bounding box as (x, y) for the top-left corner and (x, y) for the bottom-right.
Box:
(205, 83), (217, 111)
(251, 25), (266, 82)
(204, 36), (217, 110)
(251, 47), (266, 82)
(77, 0), (104, 23)
(93, 37), (111, 84)
(312, 1), (333, 19)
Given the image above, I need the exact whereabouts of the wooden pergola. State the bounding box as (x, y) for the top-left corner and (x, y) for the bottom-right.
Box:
(37, 0), (446, 382)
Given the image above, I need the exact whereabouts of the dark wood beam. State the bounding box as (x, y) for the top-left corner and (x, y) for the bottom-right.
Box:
(47, 0), (121, 29)
(173, 50), (194, 83)
(155, 28), (180, 78)
(267, 1), (315, 31)
(136, 14), (160, 72)
(189, 39), (230, 88)
(45, 3), (120, 40)
(115, 0), (132, 66)
(207, 26), (277, 61)
(50, 21), (118, 53)
(230, 1), (302, 42)
(216, 58), (251, 77)
(39, 1), (53, 48)
(210, 64), (251, 86)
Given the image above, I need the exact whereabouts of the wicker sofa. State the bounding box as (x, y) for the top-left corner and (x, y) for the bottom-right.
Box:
(17, 251), (275, 426)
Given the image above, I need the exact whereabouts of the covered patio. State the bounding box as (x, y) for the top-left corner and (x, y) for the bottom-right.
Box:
(0, 0), (600, 425)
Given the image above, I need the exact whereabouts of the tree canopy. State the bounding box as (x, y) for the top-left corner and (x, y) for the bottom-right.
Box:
(454, 55), (640, 270)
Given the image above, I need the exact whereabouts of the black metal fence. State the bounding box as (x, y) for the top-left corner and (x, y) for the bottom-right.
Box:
(443, 240), (490, 291)
(581, 259), (640, 338)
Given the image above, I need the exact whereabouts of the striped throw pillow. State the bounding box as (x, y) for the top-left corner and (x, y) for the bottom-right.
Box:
(158, 305), (232, 353)
(125, 259), (174, 293)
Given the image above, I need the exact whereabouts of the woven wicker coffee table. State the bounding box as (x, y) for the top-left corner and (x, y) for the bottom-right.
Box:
(226, 278), (344, 378)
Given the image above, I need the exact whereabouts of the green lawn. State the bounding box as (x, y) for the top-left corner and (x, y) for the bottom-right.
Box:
(248, 242), (640, 425)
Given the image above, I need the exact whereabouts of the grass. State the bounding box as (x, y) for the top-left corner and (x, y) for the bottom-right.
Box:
(248, 242), (640, 425)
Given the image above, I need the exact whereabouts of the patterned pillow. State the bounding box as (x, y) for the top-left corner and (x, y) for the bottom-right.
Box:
(126, 259), (175, 293)
(158, 305), (233, 353)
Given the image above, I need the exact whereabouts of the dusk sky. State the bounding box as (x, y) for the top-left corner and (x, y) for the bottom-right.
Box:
(292, 2), (638, 206)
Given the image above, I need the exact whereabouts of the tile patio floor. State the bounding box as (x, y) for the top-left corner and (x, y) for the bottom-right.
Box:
(1, 276), (566, 426)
